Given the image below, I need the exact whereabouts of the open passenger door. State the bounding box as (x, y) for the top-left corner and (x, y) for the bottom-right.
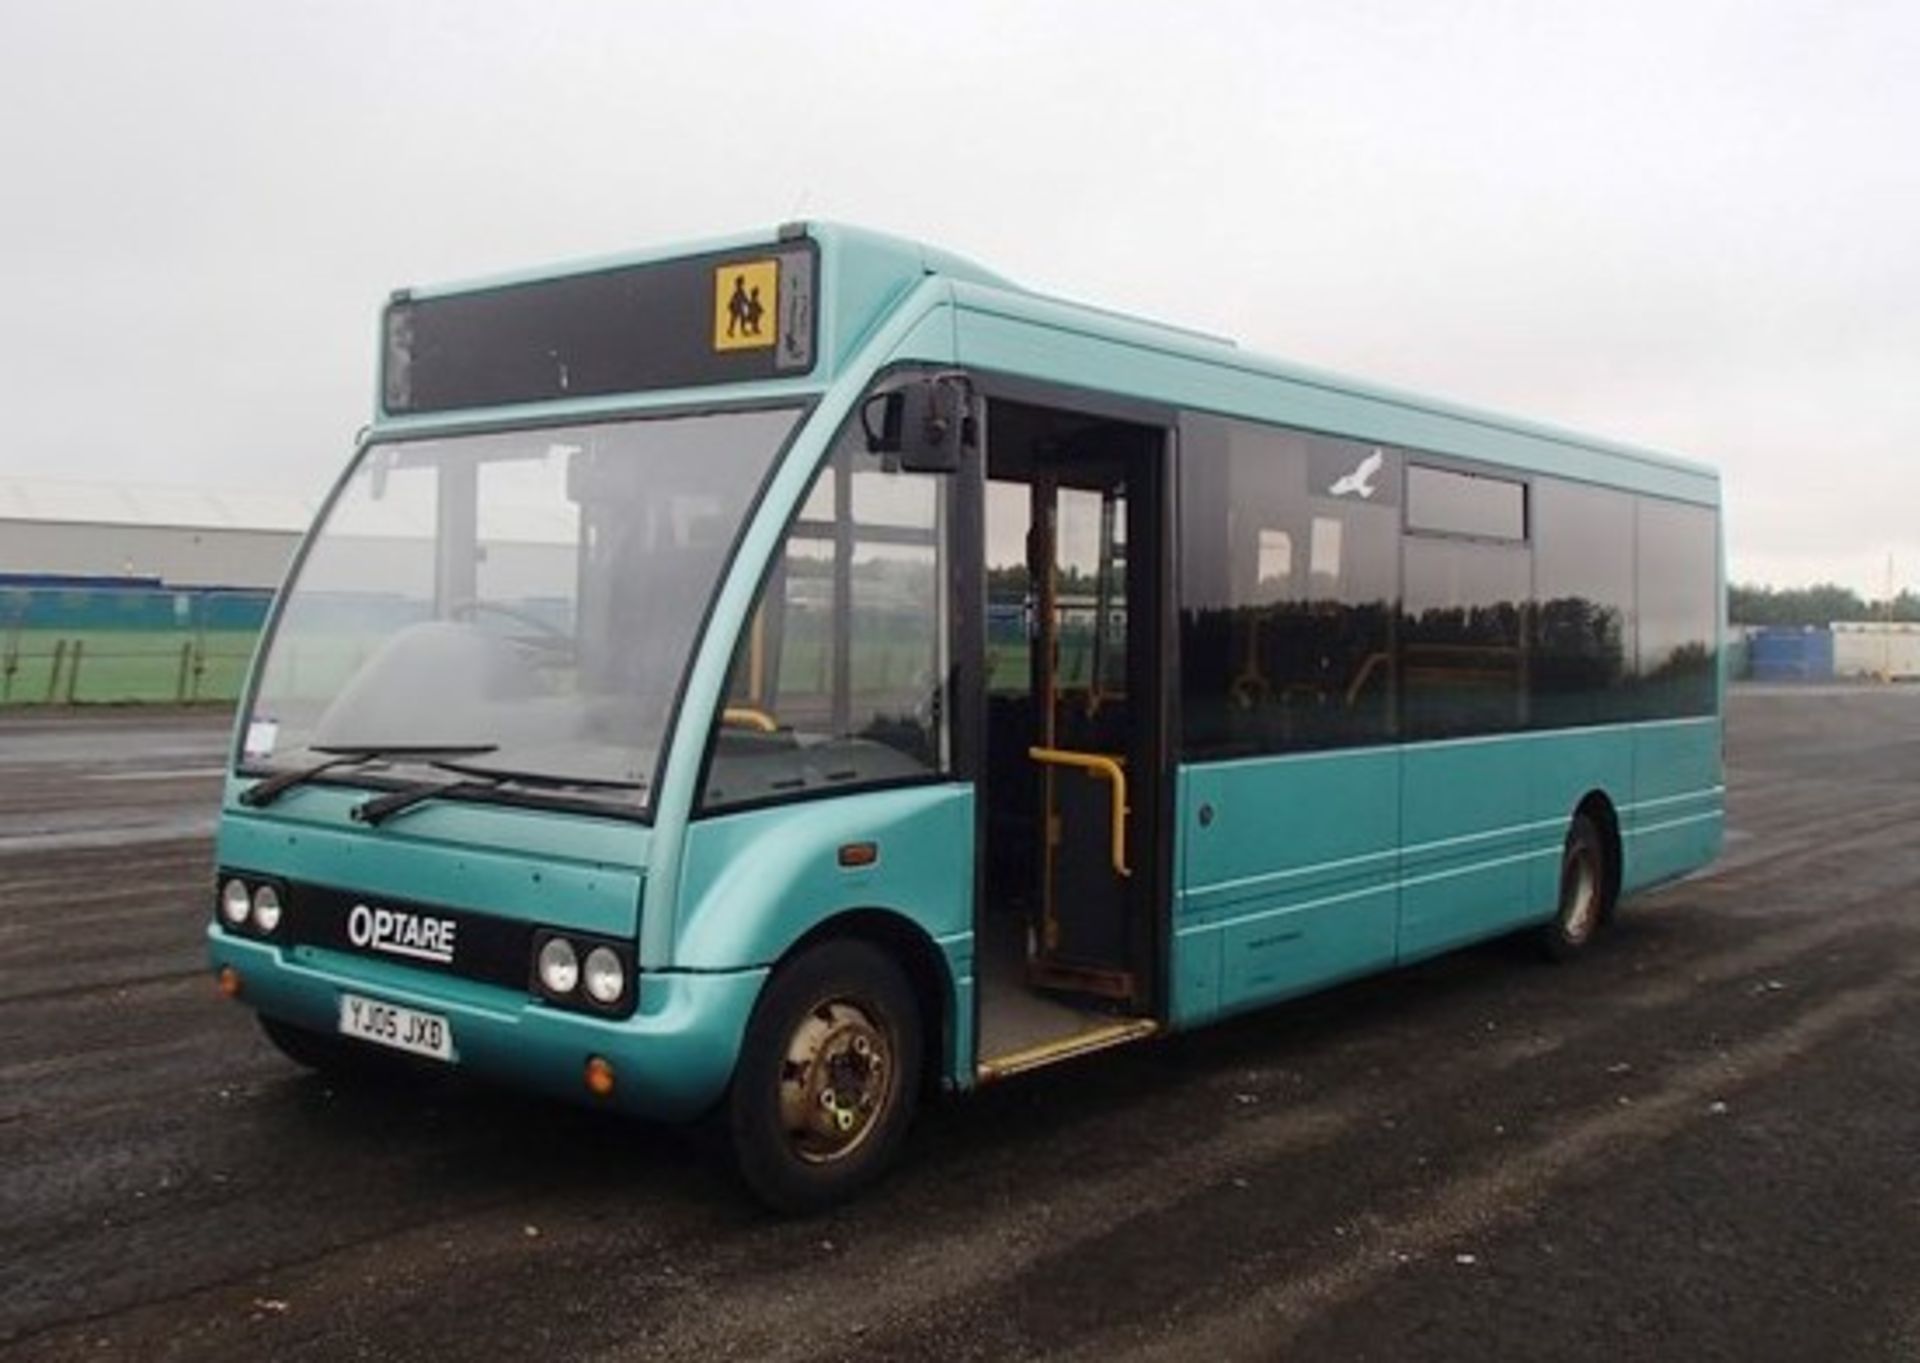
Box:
(972, 397), (1169, 1076)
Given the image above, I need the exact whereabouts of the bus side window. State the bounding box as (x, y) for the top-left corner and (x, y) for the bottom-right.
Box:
(702, 430), (949, 811)
(1180, 415), (1399, 758)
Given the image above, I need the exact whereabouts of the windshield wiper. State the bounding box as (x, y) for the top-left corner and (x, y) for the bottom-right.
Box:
(349, 761), (645, 828)
(350, 775), (507, 826)
(352, 766), (645, 826)
(238, 744), (499, 810)
(429, 758), (647, 792)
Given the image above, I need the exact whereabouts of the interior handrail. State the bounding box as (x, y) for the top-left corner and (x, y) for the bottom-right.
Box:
(1028, 745), (1131, 877)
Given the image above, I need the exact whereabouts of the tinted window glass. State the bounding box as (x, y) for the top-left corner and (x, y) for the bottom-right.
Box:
(1402, 536), (1529, 739)
(1532, 479), (1635, 727)
(1180, 415), (1399, 757)
(1407, 465), (1526, 540)
(1637, 497), (1719, 717)
(702, 427), (948, 811)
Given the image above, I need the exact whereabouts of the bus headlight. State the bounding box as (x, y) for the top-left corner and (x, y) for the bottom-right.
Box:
(251, 883), (283, 933)
(583, 946), (625, 1005)
(220, 878), (252, 925)
(531, 931), (633, 1014)
(537, 937), (580, 995)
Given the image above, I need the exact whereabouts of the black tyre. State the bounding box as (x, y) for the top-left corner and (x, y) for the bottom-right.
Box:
(728, 939), (924, 1213)
(1538, 813), (1611, 961)
(257, 1014), (415, 1081)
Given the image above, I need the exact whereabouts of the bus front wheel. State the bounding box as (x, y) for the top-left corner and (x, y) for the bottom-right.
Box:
(1539, 813), (1611, 961)
(728, 939), (923, 1213)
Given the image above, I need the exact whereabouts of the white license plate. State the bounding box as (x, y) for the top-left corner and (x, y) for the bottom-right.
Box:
(337, 992), (454, 1062)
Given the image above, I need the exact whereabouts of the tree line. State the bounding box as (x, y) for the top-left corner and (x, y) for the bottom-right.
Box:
(988, 572), (1917, 629)
(1730, 584), (1920, 627)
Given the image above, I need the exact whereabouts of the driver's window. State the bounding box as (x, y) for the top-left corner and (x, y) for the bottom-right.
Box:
(700, 428), (949, 812)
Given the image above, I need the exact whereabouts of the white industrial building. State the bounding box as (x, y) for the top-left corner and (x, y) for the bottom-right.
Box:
(1831, 622), (1920, 681)
(0, 477), (312, 590)
(1, 474), (578, 599)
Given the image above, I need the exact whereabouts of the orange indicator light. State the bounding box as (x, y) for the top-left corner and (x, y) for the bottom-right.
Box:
(585, 1055), (616, 1098)
(837, 841), (878, 868)
(216, 966), (243, 999)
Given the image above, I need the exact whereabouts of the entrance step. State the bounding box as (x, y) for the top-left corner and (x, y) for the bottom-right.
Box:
(975, 1018), (1159, 1082)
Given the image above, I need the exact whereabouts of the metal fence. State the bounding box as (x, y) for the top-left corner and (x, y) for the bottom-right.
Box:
(0, 586), (271, 705)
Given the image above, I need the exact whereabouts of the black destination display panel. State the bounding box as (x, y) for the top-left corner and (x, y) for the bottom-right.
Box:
(383, 240), (819, 415)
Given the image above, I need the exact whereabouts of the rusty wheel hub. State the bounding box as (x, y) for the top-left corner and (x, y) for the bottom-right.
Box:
(778, 998), (895, 1165)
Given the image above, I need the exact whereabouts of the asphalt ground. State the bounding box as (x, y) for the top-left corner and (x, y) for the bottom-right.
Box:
(3, 688), (1918, 1362)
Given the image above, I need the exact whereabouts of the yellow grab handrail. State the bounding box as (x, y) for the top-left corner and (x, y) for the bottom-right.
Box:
(721, 706), (780, 733)
(1029, 745), (1131, 878)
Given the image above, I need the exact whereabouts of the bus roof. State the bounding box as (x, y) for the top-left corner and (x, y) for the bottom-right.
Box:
(384, 221), (1715, 492)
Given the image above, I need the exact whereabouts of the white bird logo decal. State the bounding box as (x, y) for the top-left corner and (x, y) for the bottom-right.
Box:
(1330, 450), (1384, 499)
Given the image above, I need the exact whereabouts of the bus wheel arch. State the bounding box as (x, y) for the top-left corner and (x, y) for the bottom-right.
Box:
(1574, 790), (1623, 921)
(1539, 796), (1619, 961)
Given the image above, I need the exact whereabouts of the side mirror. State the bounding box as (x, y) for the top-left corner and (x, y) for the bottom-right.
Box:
(863, 376), (971, 474)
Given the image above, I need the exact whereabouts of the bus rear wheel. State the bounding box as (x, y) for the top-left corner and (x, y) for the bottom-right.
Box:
(728, 939), (923, 1213)
(1539, 813), (1611, 961)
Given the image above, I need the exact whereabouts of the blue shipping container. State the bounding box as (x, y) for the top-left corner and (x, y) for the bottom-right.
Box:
(1748, 627), (1834, 682)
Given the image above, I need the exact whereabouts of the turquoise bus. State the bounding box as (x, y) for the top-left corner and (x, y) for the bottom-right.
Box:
(209, 224), (1723, 1210)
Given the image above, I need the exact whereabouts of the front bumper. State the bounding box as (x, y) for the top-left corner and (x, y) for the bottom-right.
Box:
(208, 924), (766, 1121)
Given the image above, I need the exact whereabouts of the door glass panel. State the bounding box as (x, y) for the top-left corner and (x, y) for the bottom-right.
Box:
(1054, 487), (1105, 694)
(985, 479), (1032, 696)
(1097, 496), (1128, 697)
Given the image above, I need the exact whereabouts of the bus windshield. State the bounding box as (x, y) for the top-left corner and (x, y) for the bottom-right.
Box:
(240, 406), (803, 812)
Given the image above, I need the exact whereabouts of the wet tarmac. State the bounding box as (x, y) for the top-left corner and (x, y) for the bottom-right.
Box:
(3, 689), (1919, 1361)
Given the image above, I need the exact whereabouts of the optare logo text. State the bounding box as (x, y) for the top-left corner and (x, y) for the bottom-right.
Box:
(346, 903), (457, 964)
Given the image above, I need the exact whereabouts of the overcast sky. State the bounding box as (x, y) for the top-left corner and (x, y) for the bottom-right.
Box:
(3, 1), (1915, 593)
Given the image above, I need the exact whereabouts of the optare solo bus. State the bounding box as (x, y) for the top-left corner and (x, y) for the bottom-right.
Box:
(209, 223), (1723, 1211)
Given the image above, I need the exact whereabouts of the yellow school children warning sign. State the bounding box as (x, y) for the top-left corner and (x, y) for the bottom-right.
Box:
(713, 258), (779, 351)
